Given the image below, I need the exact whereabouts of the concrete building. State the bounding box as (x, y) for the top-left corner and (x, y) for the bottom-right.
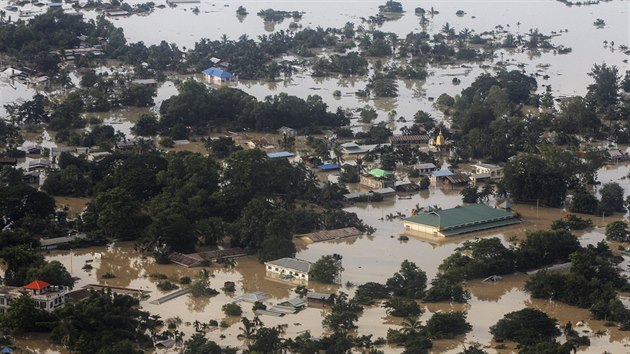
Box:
(264, 258), (312, 282)
(471, 162), (503, 179)
(0, 280), (68, 313)
(403, 204), (520, 238)
(416, 162), (438, 175)
(360, 169), (395, 189)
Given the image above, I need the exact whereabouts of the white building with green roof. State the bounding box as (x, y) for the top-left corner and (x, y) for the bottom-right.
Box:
(403, 204), (520, 238)
(360, 168), (395, 189)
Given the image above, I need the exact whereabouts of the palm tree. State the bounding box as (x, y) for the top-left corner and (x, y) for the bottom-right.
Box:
(400, 316), (424, 336)
(332, 143), (344, 165)
(459, 28), (473, 44)
(441, 22), (455, 40)
(239, 317), (256, 339)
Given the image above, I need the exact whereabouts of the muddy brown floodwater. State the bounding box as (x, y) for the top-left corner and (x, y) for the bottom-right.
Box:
(17, 162), (627, 353)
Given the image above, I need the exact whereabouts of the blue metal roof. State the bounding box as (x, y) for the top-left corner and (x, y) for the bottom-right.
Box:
(318, 163), (341, 171)
(432, 169), (454, 177)
(267, 151), (294, 159)
(202, 67), (233, 79)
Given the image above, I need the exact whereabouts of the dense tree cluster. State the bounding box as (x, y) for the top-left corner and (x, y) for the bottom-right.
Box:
(37, 146), (367, 261)
(525, 241), (630, 323)
(0, 167), (75, 286)
(439, 230), (581, 280)
(502, 147), (605, 207)
(157, 81), (348, 138)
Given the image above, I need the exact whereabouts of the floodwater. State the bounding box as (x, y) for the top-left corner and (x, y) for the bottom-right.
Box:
(1, 0), (629, 133)
(1, 0), (630, 352)
(19, 163), (625, 353)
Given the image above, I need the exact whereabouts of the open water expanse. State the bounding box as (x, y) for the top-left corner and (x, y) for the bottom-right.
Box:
(2, 0), (630, 352)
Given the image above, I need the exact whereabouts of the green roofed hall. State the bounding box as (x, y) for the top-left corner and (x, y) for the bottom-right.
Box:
(403, 204), (520, 238)
(368, 169), (393, 178)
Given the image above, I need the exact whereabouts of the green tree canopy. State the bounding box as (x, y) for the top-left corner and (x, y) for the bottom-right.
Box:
(386, 260), (427, 299)
(490, 308), (560, 346)
(309, 255), (343, 284)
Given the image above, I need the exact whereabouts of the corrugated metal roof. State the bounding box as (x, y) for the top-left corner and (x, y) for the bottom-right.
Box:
(417, 163), (437, 170)
(404, 204), (517, 230)
(202, 67), (233, 79)
(432, 169), (454, 177)
(267, 151), (294, 159)
(318, 163), (341, 171)
(369, 169), (393, 178)
(445, 172), (470, 184)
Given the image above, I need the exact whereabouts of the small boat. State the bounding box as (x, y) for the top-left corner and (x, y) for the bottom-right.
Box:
(398, 196), (412, 200)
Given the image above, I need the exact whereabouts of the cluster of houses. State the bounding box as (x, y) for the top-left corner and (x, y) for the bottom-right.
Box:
(0, 140), (140, 186)
(1, 67), (49, 88)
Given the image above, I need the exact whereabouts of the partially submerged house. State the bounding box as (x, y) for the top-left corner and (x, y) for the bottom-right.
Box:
(429, 169), (454, 186)
(344, 187), (396, 201)
(403, 204), (520, 238)
(471, 162), (503, 179)
(131, 78), (158, 90)
(202, 67), (236, 84)
(28, 158), (51, 171)
(236, 291), (269, 303)
(272, 297), (306, 313)
(306, 292), (335, 307)
(360, 169), (395, 189)
(607, 148), (626, 162)
(443, 172), (471, 189)
(264, 258), (312, 283)
(340, 142), (377, 155)
(416, 162), (438, 175)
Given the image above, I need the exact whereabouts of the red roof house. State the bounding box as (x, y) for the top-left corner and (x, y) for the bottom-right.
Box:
(24, 280), (50, 291)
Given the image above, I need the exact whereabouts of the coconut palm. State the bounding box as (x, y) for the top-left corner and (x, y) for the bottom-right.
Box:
(400, 316), (424, 336)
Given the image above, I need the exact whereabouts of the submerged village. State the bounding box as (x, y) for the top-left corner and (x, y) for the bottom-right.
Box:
(1, 0), (630, 353)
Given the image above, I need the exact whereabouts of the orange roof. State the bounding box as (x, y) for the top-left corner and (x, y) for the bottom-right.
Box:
(24, 280), (50, 290)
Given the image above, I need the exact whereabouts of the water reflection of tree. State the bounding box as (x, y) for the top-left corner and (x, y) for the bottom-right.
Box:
(186, 295), (212, 313)
(95, 245), (145, 288)
(266, 80), (278, 91)
(373, 97), (398, 112)
(467, 282), (518, 302)
(264, 21), (276, 32)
